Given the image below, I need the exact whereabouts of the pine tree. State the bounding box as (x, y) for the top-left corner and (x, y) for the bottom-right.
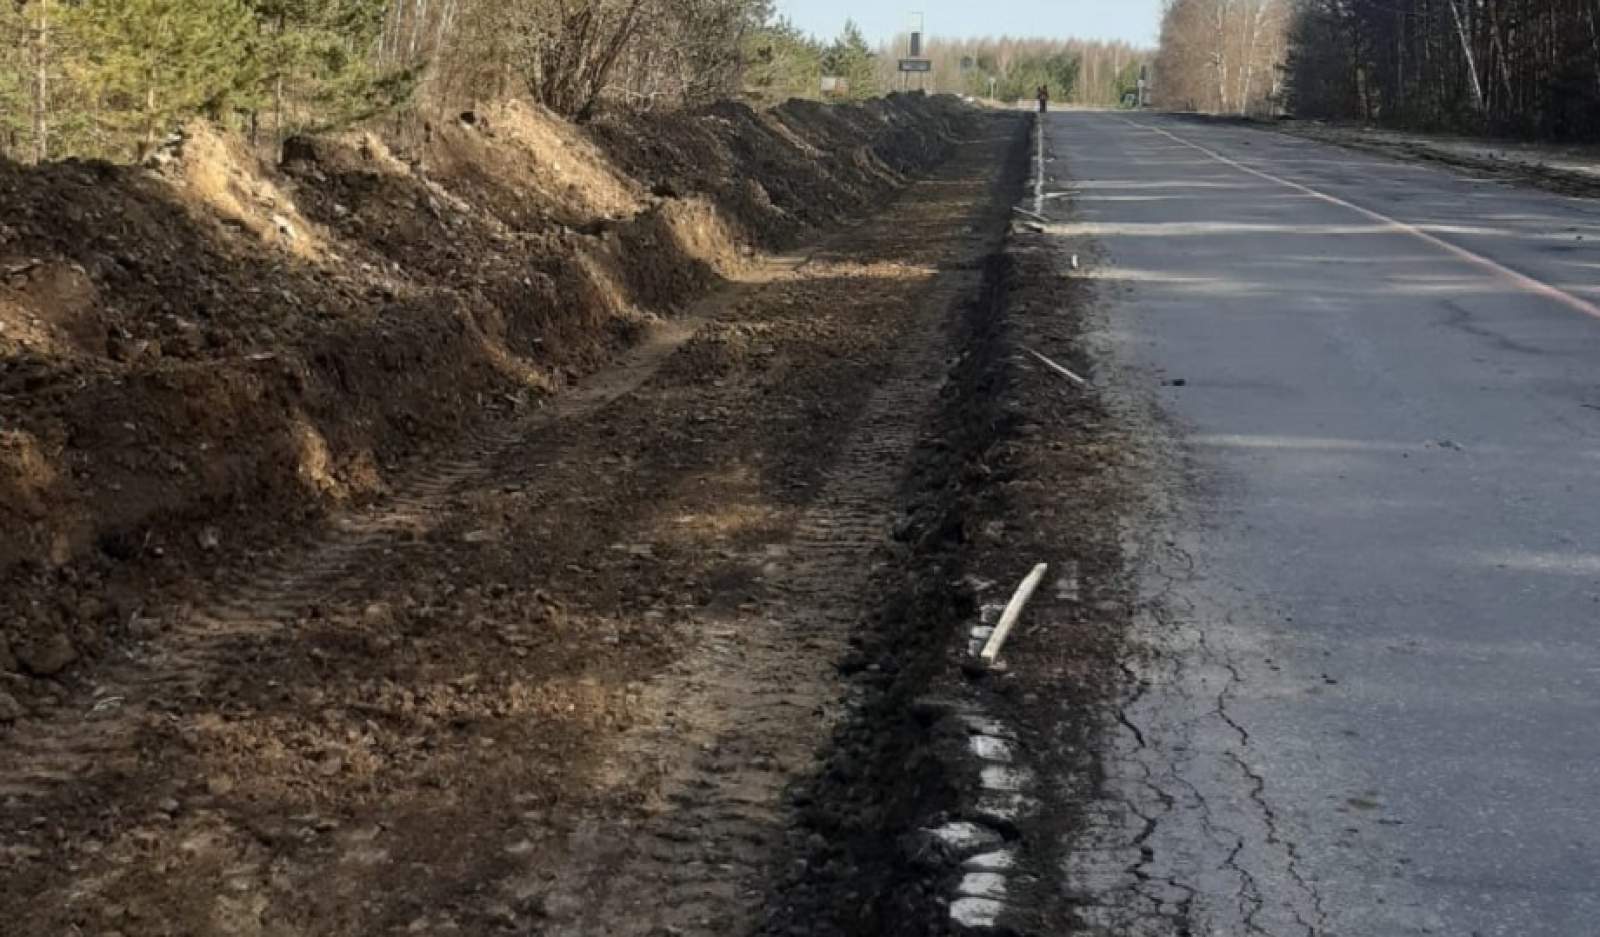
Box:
(66, 0), (255, 159)
(823, 20), (877, 99)
(247, 0), (407, 145)
(0, 5), (32, 159)
(744, 16), (822, 103)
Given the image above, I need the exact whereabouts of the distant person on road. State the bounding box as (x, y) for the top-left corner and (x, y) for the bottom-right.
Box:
(1037, 85), (1049, 114)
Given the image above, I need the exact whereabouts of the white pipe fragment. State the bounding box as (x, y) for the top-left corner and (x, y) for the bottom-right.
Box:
(979, 563), (1049, 663)
(1021, 347), (1087, 387)
(1012, 206), (1048, 223)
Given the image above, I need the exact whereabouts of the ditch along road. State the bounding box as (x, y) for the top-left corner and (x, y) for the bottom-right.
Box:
(1023, 112), (1600, 936)
(13, 105), (1598, 937)
(0, 109), (1050, 937)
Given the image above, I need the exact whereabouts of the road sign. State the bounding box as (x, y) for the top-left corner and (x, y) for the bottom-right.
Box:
(898, 59), (932, 73)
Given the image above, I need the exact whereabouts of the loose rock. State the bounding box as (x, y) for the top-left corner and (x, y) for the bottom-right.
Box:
(16, 632), (77, 677)
(0, 690), (23, 722)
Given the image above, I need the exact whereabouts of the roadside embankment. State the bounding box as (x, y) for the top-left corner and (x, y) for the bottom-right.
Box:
(0, 93), (973, 681)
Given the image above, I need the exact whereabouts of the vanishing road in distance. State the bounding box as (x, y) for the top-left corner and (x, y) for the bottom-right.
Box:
(1050, 112), (1600, 936)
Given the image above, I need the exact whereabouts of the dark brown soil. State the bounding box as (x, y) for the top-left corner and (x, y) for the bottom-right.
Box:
(0, 105), (1032, 937)
(0, 93), (975, 687)
(750, 200), (1141, 936)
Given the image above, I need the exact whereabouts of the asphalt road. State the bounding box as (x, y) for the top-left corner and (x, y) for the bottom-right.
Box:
(1045, 112), (1600, 936)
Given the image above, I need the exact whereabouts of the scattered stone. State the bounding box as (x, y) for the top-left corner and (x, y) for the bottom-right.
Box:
(950, 896), (1005, 929)
(927, 821), (1004, 855)
(979, 765), (1032, 792)
(963, 849), (1016, 872)
(156, 797), (180, 815)
(957, 872), (1007, 900)
(968, 735), (1014, 763)
(959, 713), (1017, 740)
(0, 690), (23, 722)
(975, 791), (1036, 827)
(17, 632), (78, 677)
(127, 615), (163, 640)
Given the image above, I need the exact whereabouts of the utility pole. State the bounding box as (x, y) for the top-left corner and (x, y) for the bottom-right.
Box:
(897, 12), (931, 93)
(908, 12), (924, 92)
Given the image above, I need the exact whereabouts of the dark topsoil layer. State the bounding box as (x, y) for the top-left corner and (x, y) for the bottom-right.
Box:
(756, 206), (1140, 935)
(0, 93), (977, 687)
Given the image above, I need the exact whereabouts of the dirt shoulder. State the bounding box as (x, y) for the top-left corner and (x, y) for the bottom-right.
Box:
(0, 92), (971, 700)
(0, 110), (1032, 937)
(750, 125), (1144, 935)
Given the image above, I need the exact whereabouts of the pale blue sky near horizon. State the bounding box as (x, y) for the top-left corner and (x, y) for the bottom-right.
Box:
(772, 0), (1163, 47)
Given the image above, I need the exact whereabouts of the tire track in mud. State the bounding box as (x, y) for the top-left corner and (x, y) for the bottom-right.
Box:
(0, 282), (764, 808)
(0, 114), (1030, 937)
(496, 122), (1031, 936)
(526, 257), (979, 937)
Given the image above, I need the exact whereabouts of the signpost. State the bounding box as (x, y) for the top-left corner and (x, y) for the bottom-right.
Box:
(901, 12), (928, 90)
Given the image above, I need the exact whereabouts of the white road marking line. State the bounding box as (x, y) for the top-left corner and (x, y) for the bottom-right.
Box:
(1117, 118), (1600, 324)
(1034, 116), (1046, 216)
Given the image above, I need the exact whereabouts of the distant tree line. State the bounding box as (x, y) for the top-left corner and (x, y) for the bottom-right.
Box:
(0, 0), (1174, 166)
(1154, 0), (1292, 116)
(1155, 0), (1600, 140)
(0, 0), (781, 163)
(870, 36), (1151, 106)
(0, 0), (414, 163)
(1284, 0), (1600, 138)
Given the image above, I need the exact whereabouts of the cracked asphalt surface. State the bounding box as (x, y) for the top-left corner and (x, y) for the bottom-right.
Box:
(1047, 112), (1600, 935)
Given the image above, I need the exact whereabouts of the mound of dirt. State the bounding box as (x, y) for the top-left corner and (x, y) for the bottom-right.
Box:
(591, 94), (974, 246)
(0, 93), (977, 685)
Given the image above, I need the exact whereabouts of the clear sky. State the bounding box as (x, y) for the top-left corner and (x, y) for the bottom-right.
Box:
(772, 0), (1164, 47)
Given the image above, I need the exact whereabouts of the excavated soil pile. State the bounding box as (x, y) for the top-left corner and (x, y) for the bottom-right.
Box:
(0, 107), (1029, 937)
(0, 93), (973, 681)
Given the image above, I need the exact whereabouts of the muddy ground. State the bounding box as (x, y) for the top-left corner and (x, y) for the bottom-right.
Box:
(0, 103), (1157, 937)
(0, 92), (968, 680)
(754, 215), (1143, 937)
